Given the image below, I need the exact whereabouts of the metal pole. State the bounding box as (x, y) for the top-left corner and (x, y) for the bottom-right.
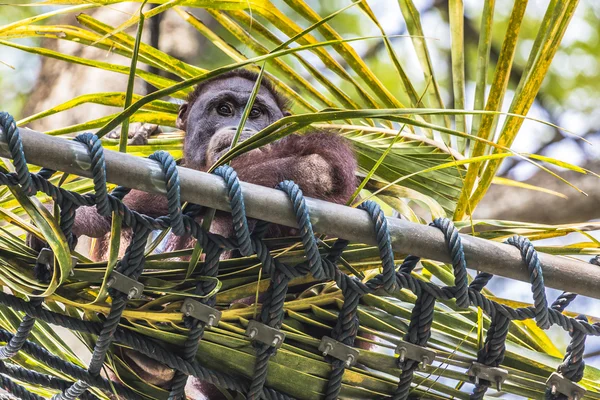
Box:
(1, 127), (599, 299)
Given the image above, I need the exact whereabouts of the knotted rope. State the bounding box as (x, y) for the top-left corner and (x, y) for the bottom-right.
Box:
(0, 111), (597, 400)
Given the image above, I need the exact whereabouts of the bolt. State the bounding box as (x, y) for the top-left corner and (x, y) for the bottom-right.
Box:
(271, 336), (281, 347)
(474, 376), (479, 385)
(573, 393), (579, 400)
(550, 384), (557, 396)
(398, 347), (406, 363)
(248, 328), (258, 340)
(322, 343), (333, 357)
(106, 277), (116, 287)
(419, 356), (429, 371)
(345, 355), (354, 368)
(127, 287), (139, 299)
(184, 302), (194, 316)
(207, 315), (216, 327)
(495, 377), (502, 392)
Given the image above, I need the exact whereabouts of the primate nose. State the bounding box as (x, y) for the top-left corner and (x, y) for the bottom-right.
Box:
(218, 126), (257, 144)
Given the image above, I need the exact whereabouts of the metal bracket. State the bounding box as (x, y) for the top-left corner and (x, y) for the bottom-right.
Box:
(181, 298), (221, 328)
(245, 320), (285, 348)
(467, 362), (509, 391)
(319, 336), (359, 368)
(546, 372), (586, 400)
(37, 248), (78, 276)
(395, 340), (436, 371)
(106, 271), (144, 299)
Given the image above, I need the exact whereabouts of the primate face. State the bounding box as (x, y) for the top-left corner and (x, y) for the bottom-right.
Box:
(177, 76), (287, 169)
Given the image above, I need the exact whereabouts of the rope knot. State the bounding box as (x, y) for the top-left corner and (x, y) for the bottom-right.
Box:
(0, 112), (35, 196)
(431, 218), (469, 309)
(358, 201), (397, 292)
(506, 235), (550, 329)
(74, 133), (111, 217)
(276, 179), (324, 280)
(149, 150), (185, 236)
(213, 165), (253, 257)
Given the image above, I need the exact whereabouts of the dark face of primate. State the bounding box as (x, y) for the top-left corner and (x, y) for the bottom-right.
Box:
(176, 74), (287, 170)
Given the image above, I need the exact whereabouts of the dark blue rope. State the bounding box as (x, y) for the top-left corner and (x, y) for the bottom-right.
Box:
(0, 298), (43, 360)
(0, 372), (45, 400)
(73, 133), (110, 217)
(551, 291), (578, 313)
(214, 165), (253, 256)
(0, 112), (597, 400)
(0, 112), (34, 196)
(391, 288), (436, 400)
(149, 150), (185, 237)
(545, 264), (589, 400)
(358, 201), (397, 292)
(506, 235), (550, 329)
(0, 361), (98, 400)
(471, 314), (510, 399)
(277, 180), (324, 280)
(431, 218), (469, 308)
(469, 272), (493, 292)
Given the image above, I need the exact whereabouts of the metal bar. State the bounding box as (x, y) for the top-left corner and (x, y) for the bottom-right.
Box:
(1, 127), (599, 299)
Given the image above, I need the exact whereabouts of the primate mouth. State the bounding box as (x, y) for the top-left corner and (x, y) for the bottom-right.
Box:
(216, 142), (231, 154)
(215, 141), (236, 162)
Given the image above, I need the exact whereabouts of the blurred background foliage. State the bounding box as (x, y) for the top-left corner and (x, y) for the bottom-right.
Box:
(3, 0), (600, 182)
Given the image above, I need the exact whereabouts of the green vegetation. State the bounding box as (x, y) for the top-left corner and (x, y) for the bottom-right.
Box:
(0, 1), (598, 398)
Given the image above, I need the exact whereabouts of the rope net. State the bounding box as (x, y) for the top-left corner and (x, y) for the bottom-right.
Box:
(0, 110), (597, 400)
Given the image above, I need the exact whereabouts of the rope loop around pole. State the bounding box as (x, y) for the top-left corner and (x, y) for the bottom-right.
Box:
(214, 164), (253, 256)
(398, 254), (420, 274)
(0, 111), (598, 400)
(506, 235), (550, 329)
(149, 150), (185, 237)
(0, 111), (35, 196)
(73, 133), (110, 217)
(430, 218), (470, 308)
(277, 180), (324, 280)
(358, 201), (397, 292)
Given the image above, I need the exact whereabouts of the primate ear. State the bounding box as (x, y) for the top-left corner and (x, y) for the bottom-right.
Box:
(176, 103), (188, 130)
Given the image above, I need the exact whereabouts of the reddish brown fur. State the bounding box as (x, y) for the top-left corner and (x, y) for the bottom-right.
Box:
(89, 130), (357, 259)
(46, 70), (358, 398)
(81, 70), (357, 260)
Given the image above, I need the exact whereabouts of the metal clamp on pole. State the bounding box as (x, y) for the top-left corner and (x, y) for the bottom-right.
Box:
(467, 362), (509, 391)
(319, 336), (359, 368)
(395, 340), (436, 371)
(37, 248), (78, 276)
(546, 372), (586, 400)
(245, 320), (285, 348)
(106, 271), (144, 299)
(181, 298), (221, 328)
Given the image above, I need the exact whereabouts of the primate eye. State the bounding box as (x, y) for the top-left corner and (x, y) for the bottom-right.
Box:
(217, 103), (233, 116)
(249, 107), (262, 119)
